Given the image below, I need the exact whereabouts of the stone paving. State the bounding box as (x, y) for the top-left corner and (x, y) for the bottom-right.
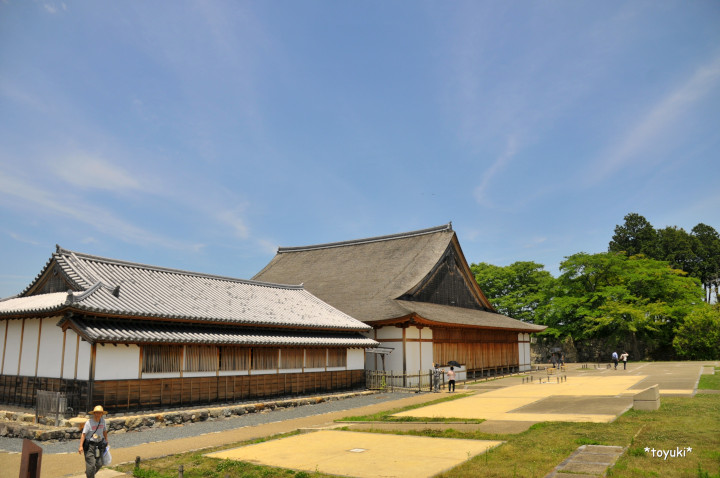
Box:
(0, 361), (712, 477)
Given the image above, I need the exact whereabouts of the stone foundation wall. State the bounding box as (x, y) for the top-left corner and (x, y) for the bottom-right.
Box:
(0, 390), (377, 441)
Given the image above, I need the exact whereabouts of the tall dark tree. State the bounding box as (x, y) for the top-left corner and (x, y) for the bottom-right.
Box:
(608, 213), (657, 257)
(691, 223), (720, 302)
(656, 226), (696, 274)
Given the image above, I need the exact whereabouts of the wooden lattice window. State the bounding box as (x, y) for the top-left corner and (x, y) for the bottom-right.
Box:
(327, 349), (347, 367)
(251, 348), (279, 370)
(280, 349), (304, 369)
(184, 345), (217, 372)
(142, 345), (182, 373)
(219, 347), (250, 371)
(306, 349), (326, 368)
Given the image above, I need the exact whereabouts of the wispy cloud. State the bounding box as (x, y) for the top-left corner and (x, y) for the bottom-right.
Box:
(473, 136), (518, 207)
(51, 154), (143, 192)
(215, 208), (250, 239)
(590, 53), (720, 182)
(0, 169), (201, 251)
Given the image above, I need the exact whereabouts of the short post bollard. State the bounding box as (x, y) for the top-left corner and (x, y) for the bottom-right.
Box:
(135, 456), (141, 470)
(19, 439), (42, 478)
(179, 464), (184, 478)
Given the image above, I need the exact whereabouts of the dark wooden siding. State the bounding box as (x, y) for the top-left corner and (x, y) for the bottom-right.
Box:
(0, 370), (366, 413)
(432, 328), (519, 371)
(399, 245), (486, 310)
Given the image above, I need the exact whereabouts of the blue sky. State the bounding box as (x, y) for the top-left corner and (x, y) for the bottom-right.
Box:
(1, 1), (719, 298)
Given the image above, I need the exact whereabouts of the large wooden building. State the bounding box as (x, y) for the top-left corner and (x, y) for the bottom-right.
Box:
(0, 247), (377, 412)
(254, 224), (546, 378)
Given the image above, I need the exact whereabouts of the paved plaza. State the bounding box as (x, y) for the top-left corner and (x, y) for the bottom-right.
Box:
(0, 361), (710, 477)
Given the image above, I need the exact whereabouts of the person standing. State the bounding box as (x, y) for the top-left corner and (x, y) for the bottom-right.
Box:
(620, 352), (629, 370)
(447, 366), (456, 392)
(79, 405), (109, 478)
(432, 363), (441, 392)
(612, 351), (619, 370)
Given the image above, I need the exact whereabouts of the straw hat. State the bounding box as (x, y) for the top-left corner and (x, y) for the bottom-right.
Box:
(89, 405), (108, 415)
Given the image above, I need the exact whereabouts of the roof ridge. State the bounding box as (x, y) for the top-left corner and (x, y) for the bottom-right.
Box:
(54, 247), (305, 290)
(277, 223), (453, 253)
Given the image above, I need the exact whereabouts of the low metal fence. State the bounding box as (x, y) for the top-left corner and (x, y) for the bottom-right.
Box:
(35, 390), (70, 424)
(366, 370), (434, 392)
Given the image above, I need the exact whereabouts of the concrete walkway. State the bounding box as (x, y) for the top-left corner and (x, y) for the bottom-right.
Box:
(2, 361), (711, 477)
(3, 392), (437, 478)
(545, 445), (625, 478)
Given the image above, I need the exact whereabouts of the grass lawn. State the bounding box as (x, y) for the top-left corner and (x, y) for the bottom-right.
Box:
(115, 370), (720, 478)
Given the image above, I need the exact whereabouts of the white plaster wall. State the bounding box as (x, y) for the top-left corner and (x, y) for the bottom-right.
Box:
(405, 341), (421, 373)
(19, 319), (40, 376)
(2, 320), (22, 375)
(183, 371), (218, 378)
(219, 370), (249, 376)
(347, 349), (364, 370)
(250, 369), (278, 375)
(383, 341), (404, 373)
(62, 330), (78, 379)
(405, 327), (420, 340)
(143, 372), (181, 379)
(421, 341), (434, 371)
(37, 317), (64, 378)
(95, 344), (140, 380)
(76, 340), (91, 380)
(375, 327), (402, 340)
(519, 343), (531, 371)
(0, 320), (5, 370)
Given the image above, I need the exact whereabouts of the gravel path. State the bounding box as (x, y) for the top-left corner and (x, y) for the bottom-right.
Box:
(0, 392), (409, 454)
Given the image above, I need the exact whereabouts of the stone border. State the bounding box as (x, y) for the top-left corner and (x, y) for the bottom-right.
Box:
(0, 390), (378, 442)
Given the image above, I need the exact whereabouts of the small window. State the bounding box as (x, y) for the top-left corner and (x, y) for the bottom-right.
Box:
(328, 348), (347, 367)
(142, 345), (182, 373)
(280, 349), (304, 369)
(184, 345), (217, 372)
(251, 348), (279, 370)
(306, 349), (326, 368)
(219, 346), (250, 371)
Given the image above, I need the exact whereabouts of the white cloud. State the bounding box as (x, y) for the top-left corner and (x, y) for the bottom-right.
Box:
(591, 54), (720, 182)
(215, 208), (250, 239)
(473, 136), (518, 206)
(52, 154), (143, 192)
(0, 170), (200, 251)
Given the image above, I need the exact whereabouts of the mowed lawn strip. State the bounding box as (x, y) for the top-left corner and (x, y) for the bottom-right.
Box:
(114, 373), (720, 478)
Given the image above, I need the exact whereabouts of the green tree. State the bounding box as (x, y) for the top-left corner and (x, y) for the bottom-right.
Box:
(656, 226), (697, 274)
(673, 305), (720, 360)
(608, 213), (657, 257)
(471, 261), (554, 323)
(691, 223), (720, 303)
(542, 252), (702, 359)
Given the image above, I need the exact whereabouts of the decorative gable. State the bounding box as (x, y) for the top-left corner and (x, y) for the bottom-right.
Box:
(26, 262), (78, 296)
(397, 243), (489, 311)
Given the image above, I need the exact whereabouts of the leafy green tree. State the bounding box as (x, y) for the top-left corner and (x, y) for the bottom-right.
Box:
(691, 223), (720, 303)
(673, 305), (720, 360)
(656, 226), (697, 274)
(608, 213), (657, 257)
(471, 261), (554, 323)
(542, 252), (702, 359)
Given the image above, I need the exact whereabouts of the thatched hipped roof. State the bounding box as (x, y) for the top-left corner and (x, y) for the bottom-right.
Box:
(254, 224), (546, 333)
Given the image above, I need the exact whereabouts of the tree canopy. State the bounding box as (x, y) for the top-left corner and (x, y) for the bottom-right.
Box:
(472, 213), (719, 360)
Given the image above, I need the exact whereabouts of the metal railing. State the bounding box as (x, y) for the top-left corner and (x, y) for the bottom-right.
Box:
(366, 370), (434, 392)
(35, 390), (70, 424)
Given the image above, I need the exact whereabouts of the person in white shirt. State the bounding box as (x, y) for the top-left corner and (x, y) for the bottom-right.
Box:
(79, 405), (109, 478)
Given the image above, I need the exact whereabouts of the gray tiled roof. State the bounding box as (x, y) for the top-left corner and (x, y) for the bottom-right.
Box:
(60, 317), (376, 347)
(6, 248), (372, 333)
